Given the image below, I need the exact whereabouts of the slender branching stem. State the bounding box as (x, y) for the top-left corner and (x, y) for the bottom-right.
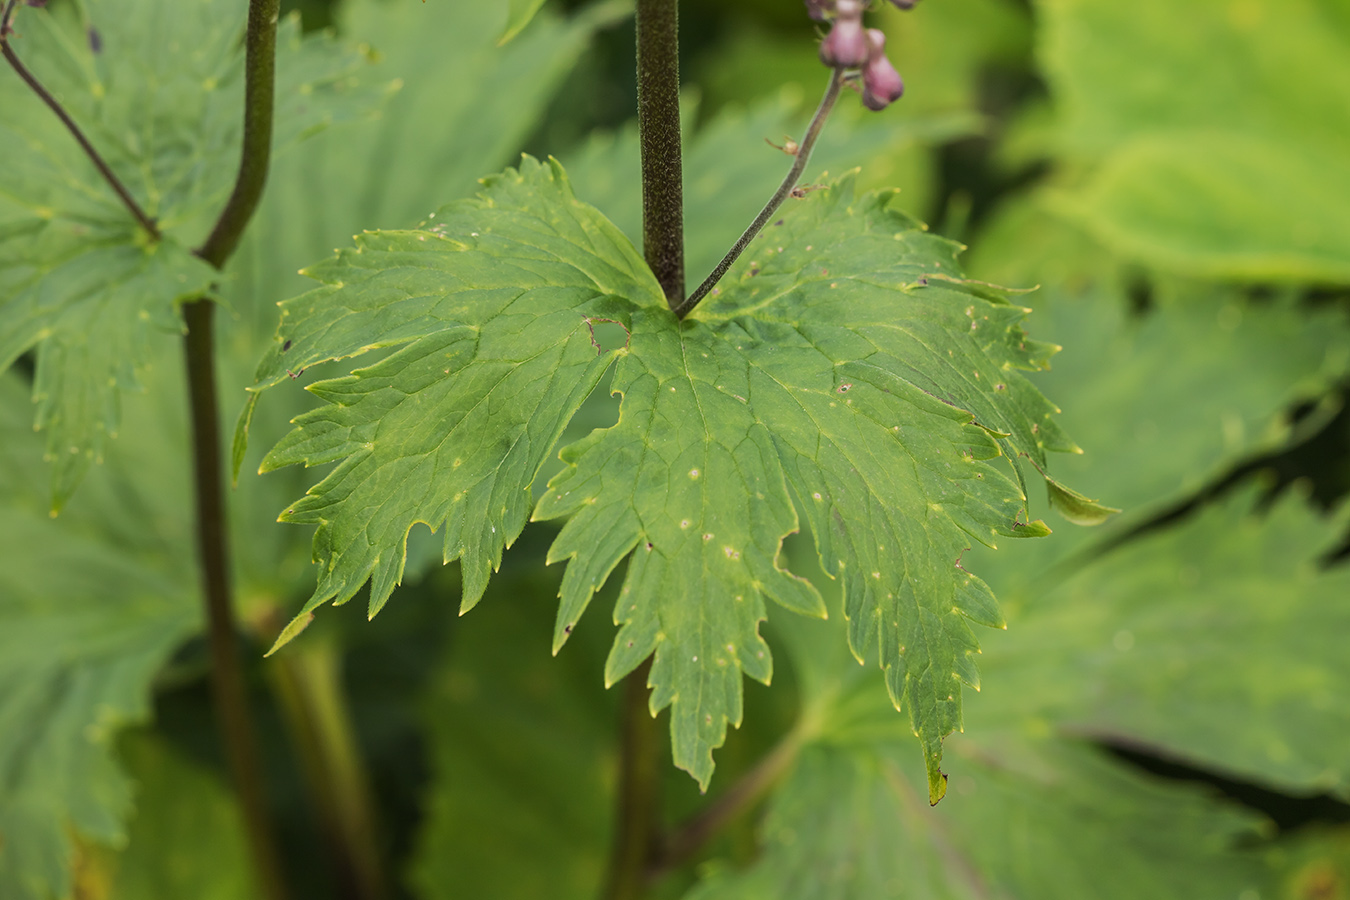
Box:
(649, 729), (804, 878)
(674, 69), (845, 319)
(601, 658), (661, 900)
(636, 0), (684, 308)
(185, 2), (286, 899)
(0, 4), (160, 240)
(196, 0), (279, 269)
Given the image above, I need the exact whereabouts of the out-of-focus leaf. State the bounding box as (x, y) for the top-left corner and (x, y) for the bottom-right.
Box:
(326, 0), (625, 233)
(0, 369), (198, 900)
(1036, 0), (1350, 282)
(979, 488), (1350, 796)
(78, 736), (257, 900)
(877, 0), (1031, 115)
(962, 194), (1350, 592)
(0, 0), (381, 507)
(684, 739), (1269, 900)
(408, 548), (615, 900)
(500, 0), (550, 45)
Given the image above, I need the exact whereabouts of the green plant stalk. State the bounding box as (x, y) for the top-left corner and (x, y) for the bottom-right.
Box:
(185, 1), (287, 899)
(675, 68), (844, 319)
(267, 636), (388, 900)
(602, 658), (661, 900)
(183, 301), (288, 900)
(196, 0), (279, 269)
(636, 0), (684, 307)
(650, 727), (805, 877)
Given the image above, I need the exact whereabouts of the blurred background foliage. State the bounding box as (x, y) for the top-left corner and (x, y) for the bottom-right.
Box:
(2, 0), (1348, 898)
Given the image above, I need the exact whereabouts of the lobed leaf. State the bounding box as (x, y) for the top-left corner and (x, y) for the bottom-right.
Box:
(0, 0), (382, 507)
(251, 157), (655, 631)
(252, 158), (1090, 797)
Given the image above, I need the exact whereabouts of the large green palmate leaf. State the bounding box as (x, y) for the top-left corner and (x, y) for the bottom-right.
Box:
(1035, 0), (1350, 282)
(500, 0), (551, 45)
(0, 0), (381, 508)
(674, 238), (1350, 897)
(246, 156), (1095, 799)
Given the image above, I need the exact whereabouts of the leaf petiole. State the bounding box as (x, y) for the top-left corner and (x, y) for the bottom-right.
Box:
(0, 2), (161, 240)
(674, 68), (845, 319)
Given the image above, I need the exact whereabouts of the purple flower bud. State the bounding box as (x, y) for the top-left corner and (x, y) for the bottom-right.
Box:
(819, 4), (868, 69)
(804, 0), (833, 22)
(835, 0), (863, 19)
(88, 27), (102, 53)
(888, 0), (920, 8)
(861, 29), (904, 110)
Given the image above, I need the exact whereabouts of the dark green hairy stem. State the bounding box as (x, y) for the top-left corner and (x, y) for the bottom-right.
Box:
(602, 659), (662, 900)
(636, 0), (685, 307)
(0, 3), (160, 240)
(182, 302), (288, 900)
(602, 3), (685, 892)
(675, 68), (844, 319)
(185, 1), (288, 899)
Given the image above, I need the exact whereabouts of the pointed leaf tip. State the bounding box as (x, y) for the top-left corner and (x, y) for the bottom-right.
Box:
(497, 0), (548, 45)
(1046, 478), (1120, 526)
(265, 612), (315, 656)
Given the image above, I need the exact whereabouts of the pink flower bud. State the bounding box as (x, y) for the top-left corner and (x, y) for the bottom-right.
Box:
(819, 4), (868, 69)
(861, 29), (904, 110)
(804, 0), (833, 21)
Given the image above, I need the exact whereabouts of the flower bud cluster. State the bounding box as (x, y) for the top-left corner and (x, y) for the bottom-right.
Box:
(808, 0), (909, 111)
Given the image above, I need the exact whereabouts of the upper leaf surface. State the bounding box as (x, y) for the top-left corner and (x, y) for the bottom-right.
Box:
(537, 179), (1077, 793)
(255, 161), (1083, 797)
(0, 0), (380, 506)
(252, 157), (657, 630)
